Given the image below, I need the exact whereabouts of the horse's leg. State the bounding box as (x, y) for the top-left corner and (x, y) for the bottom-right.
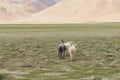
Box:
(69, 52), (73, 61)
(65, 50), (67, 57)
(63, 46), (66, 59)
(65, 50), (69, 57)
(63, 51), (65, 59)
(64, 51), (66, 57)
(59, 52), (62, 59)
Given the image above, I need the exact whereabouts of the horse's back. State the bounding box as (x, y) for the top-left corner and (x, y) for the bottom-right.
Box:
(58, 43), (66, 52)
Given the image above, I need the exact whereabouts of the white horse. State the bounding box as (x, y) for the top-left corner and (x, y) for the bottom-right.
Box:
(64, 41), (75, 56)
(68, 44), (78, 61)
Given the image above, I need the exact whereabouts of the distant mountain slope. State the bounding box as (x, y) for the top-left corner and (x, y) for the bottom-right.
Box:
(1, 0), (120, 23)
(0, 6), (15, 20)
(0, 0), (57, 21)
(29, 0), (120, 23)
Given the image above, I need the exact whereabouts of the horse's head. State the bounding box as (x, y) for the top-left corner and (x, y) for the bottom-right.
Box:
(61, 39), (64, 43)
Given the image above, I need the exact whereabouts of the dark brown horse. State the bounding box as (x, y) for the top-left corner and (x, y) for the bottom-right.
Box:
(58, 40), (66, 59)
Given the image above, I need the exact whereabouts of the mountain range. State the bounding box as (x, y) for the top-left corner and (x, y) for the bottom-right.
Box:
(0, 0), (120, 23)
(29, 0), (120, 23)
(0, 0), (57, 21)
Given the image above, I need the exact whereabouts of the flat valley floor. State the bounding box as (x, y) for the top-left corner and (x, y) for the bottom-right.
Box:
(0, 24), (120, 80)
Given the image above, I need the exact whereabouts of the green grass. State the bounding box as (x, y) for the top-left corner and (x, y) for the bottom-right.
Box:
(0, 23), (120, 80)
(0, 23), (120, 31)
(0, 74), (4, 80)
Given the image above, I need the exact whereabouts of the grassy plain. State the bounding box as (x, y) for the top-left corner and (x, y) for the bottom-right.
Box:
(0, 23), (120, 80)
